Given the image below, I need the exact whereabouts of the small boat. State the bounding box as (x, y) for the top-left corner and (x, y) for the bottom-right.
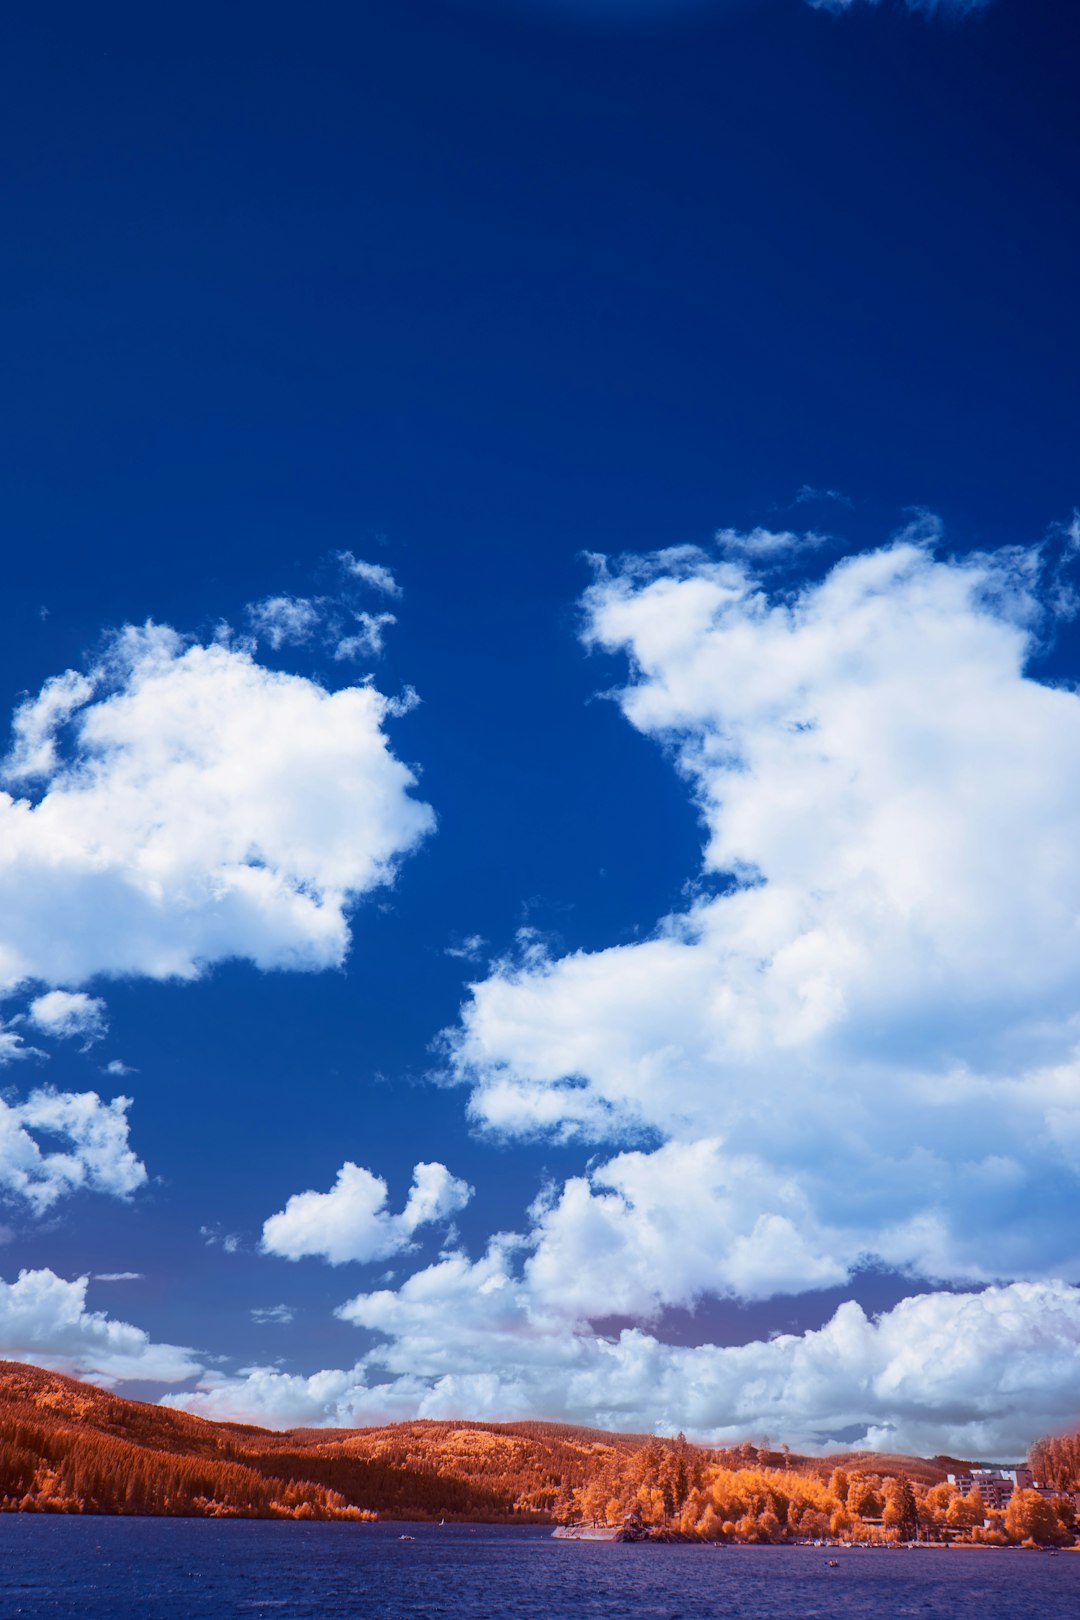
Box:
(826, 1559), (839, 1567)
(399, 1534), (415, 1541)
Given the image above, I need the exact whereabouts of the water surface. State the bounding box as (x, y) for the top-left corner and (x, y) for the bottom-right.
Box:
(0, 1518), (1074, 1619)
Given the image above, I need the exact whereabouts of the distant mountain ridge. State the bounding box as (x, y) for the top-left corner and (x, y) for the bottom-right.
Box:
(0, 1359), (961, 1522)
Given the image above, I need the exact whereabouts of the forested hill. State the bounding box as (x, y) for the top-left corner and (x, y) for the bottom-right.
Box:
(0, 1360), (650, 1520)
(0, 1358), (970, 1524)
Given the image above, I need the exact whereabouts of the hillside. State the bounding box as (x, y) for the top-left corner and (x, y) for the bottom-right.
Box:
(0, 1361), (644, 1520)
(0, 1359), (973, 1525)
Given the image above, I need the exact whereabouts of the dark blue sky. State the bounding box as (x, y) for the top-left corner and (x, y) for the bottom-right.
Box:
(2, 0), (1079, 1424)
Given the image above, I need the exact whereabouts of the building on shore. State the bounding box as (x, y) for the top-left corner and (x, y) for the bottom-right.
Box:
(946, 1469), (1032, 1510)
(946, 1467), (1080, 1515)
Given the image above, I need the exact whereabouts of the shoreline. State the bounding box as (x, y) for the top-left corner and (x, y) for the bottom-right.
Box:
(1, 1512), (1076, 1551)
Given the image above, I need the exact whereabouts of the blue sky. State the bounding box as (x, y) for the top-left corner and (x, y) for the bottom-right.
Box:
(2, 0), (1079, 1458)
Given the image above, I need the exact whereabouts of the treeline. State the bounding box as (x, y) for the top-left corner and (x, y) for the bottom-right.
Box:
(557, 1436), (1079, 1548)
(0, 1414), (372, 1519)
(1030, 1433), (1080, 1492)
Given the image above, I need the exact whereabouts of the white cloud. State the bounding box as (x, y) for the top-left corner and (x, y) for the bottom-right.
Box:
(525, 1139), (850, 1316)
(248, 591), (401, 664)
(713, 526), (825, 559)
(251, 1304), (295, 1325)
(794, 485), (852, 508)
(247, 595), (321, 650)
(28, 990), (108, 1045)
(4, 670), (95, 781)
(0, 1088), (145, 1213)
(164, 1360), (378, 1428)
(163, 1269), (1080, 1460)
(198, 524), (1075, 1452)
(0, 1021), (34, 1065)
(103, 1059), (136, 1077)
(0, 623), (434, 991)
(342, 1264), (1080, 1459)
(0, 1268), (198, 1385)
(334, 611), (397, 662)
(260, 1161), (473, 1266)
(93, 1272), (143, 1282)
(448, 536), (1080, 1300)
(337, 553), (402, 598)
(200, 1224), (241, 1254)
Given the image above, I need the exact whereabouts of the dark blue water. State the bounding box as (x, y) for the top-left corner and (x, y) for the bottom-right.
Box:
(0, 1519), (1074, 1619)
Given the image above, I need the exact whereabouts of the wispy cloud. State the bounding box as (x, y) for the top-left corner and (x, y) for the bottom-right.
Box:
(246, 557), (404, 663)
(246, 594), (321, 650)
(444, 934), (488, 964)
(333, 611), (398, 662)
(806, 0), (992, 16)
(793, 484), (853, 508)
(251, 1304), (294, 1325)
(0, 1021), (36, 1066)
(713, 525), (827, 559)
(336, 553), (402, 598)
(200, 1225), (242, 1255)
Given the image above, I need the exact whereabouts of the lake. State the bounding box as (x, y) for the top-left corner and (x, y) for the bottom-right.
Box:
(0, 1519), (1075, 1619)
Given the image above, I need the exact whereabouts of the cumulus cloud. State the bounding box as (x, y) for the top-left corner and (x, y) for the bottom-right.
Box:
(337, 554), (402, 598)
(0, 1089), (145, 1213)
(260, 1161), (473, 1266)
(447, 536), (1080, 1303)
(207, 524), (1078, 1452)
(0, 1267), (198, 1385)
(0, 623), (434, 991)
(163, 1271), (1080, 1459)
(164, 1360), (377, 1429)
(28, 991), (108, 1045)
(525, 1140), (850, 1315)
